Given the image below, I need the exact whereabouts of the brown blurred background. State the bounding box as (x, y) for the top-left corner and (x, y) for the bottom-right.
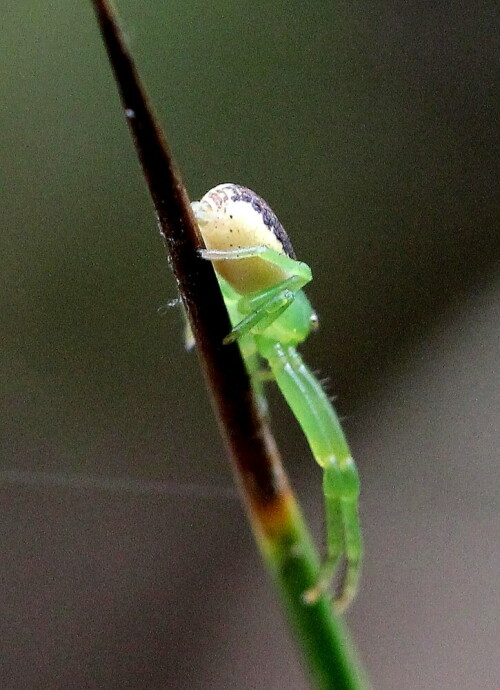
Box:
(1, 1), (498, 688)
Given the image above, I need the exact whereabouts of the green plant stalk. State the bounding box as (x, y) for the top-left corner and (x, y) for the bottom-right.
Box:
(90, 2), (371, 687)
(247, 487), (368, 690)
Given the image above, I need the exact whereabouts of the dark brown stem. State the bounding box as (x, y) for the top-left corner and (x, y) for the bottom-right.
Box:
(90, 0), (290, 525)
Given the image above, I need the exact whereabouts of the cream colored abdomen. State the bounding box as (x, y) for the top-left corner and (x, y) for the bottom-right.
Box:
(196, 188), (290, 294)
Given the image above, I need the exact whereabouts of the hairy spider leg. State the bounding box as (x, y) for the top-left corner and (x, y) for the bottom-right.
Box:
(255, 337), (362, 612)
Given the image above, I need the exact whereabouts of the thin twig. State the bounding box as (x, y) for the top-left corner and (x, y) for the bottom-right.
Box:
(91, 0), (287, 516)
(90, 2), (370, 687)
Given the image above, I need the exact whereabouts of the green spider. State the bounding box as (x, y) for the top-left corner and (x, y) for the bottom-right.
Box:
(191, 183), (362, 611)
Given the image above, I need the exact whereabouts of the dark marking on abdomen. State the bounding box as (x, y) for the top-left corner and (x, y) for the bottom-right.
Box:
(207, 184), (296, 259)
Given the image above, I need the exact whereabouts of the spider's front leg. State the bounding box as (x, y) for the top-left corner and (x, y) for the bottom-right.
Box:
(200, 246), (312, 342)
(256, 337), (363, 612)
(308, 458), (362, 612)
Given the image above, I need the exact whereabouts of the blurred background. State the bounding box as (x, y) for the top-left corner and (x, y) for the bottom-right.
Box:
(1, 1), (498, 688)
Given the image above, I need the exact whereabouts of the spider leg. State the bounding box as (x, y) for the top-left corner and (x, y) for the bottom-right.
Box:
(201, 246), (311, 342)
(224, 277), (303, 343)
(307, 464), (362, 611)
(199, 246), (311, 285)
(256, 337), (362, 611)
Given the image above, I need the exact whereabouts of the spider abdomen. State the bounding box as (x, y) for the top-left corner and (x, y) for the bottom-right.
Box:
(193, 183), (295, 294)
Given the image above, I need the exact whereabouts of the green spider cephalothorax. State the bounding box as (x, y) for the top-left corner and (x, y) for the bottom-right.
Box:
(191, 183), (362, 611)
